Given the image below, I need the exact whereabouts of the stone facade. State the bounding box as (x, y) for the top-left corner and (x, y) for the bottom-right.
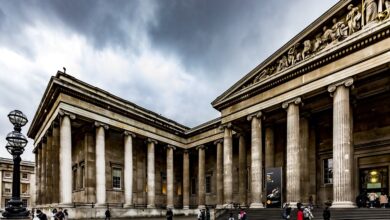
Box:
(0, 157), (35, 210)
(27, 0), (390, 218)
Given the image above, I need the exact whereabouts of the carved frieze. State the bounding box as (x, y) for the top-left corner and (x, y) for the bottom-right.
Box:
(241, 0), (390, 90)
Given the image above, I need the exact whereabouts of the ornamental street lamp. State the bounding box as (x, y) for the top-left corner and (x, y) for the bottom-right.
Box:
(2, 110), (30, 218)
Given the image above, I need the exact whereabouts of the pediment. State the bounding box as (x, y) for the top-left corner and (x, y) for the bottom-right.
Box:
(212, 0), (390, 110)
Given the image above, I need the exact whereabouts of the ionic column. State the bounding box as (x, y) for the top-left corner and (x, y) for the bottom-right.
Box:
(34, 150), (39, 205)
(124, 131), (136, 208)
(46, 131), (53, 204)
(95, 122), (108, 206)
(41, 138), (47, 205)
(265, 127), (275, 168)
(214, 139), (224, 209)
(247, 112), (264, 208)
(52, 121), (60, 204)
(238, 134), (247, 207)
(282, 97), (302, 206)
(223, 123), (233, 206)
(328, 78), (355, 208)
(37, 145), (42, 205)
(197, 145), (206, 209)
(183, 150), (190, 209)
(299, 116), (310, 203)
(59, 110), (75, 205)
(147, 138), (157, 208)
(0, 170), (2, 207)
(166, 145), (176, 209)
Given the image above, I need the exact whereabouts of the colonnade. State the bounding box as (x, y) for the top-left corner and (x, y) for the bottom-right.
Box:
(35, 78), (355, 208)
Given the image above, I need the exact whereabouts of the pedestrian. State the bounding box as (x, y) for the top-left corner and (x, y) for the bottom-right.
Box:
(51, 208), (57, 220)
(197, 209), (202, 220)
(308, 195), (314, 209)
(166, 208), (173, 220)
(63, 209), (69, 220)
(282, 203), (291, 220)
(323, 206), (331, 220)
(54, 208), (64, 220)
(297, 203), (304, 220)
(368, 192), (378, 208)
(303, 206), (314, 220)
(36, 210), (48, 220)
(205, 207), (210, 220)
(228, 212), (234, 220)
(105, 209), (111, 220)
(239, 209), (247, 220)
(380, 192), (388, 208)
(201, 209), (205, 220)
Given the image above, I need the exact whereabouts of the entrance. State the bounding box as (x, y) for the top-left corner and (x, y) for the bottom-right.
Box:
(359, 167), (388, 199)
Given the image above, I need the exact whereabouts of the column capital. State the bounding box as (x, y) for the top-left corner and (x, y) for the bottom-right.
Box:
(167, 144), (176, 150)
(247, 111), (263, 121)
(196, 145), (206, 150)
(327, 77), (354, 95)
(219, 122), (232, 131)
(59, 109), (76, 120)
(282, 97), (303, 109)
(94, 121), (109, 130)
(51, 120), (60, 129)
(213, 139), (223, 145)
(123, 131), (136, 138)
(45, 128), (53, 137)
(146, 138), (158, 144)
(41, 136), (47, 143)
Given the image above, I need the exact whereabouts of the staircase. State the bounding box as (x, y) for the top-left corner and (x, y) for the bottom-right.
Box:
(216, 208), (390, 220)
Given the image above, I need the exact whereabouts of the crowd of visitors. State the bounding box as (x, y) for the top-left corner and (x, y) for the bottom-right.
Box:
(31, 208), (68, 220)
(356, 191), (389, 208)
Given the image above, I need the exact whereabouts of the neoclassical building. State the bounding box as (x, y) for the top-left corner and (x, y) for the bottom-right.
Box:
(28, 0), (390, 218)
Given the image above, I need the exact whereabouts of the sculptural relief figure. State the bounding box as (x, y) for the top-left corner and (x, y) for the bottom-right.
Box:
(313, 34), (323, 52)
(302, 40), (312, 60)
(364, 0), (378, 24)
(321, 26), (334, 46)
(331, 18), (348, 41)
(386, 0), (390, 19)
(254, 69), (269, 83)
(346, 4), (362, 35)
(287, 44), (299, 66)
(276, 56), (288, 72)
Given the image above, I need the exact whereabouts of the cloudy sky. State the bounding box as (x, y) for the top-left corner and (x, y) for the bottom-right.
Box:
(0, 0), (338, 161)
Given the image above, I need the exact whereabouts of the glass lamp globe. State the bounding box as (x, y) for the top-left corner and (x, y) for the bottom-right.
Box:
(5, 131), (28, 155)
(8, 110), (28, 131)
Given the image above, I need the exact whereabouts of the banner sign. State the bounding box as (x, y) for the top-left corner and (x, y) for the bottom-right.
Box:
(266, 167), (283, 208)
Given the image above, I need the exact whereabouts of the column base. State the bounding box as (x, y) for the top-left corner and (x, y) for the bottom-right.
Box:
(166, 205), (174, 209)
(147, 204), (156, 209)
(249, 202), (264, 209)
(123, 203), (134, 208)
(59, 203), (74, 208)
(198, 205), (206, 209)
(331, 201), (356, 208)
(183, 206), (189, 210)
(223, 203), (234, 209)
(215, 204), (224, 209)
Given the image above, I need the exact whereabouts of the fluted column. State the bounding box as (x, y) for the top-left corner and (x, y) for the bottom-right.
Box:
(215, 139), (224, 209)
(46, 131), (53, 204)
(299, 116), (309, 203)
(41, 139), (47, 205)
(36, 146), (42, 205)
(183, 150), (190, 209)
(282, 97), (302, 206)
(167, 145), (176, 209)
(248, 112), (264, 208)
(197, 145), (206, 209)
(147, 138), (157, 208)
(95, 122), (108, 206)
(52, 121), (60, 204)
(223, 123), (233, 206)
(59, 111), (75, 205)
(265, 127), (275, 168)
(238, 134), (247, 207)
(124, 131), (136, 208)
(328, 78), (355, 208)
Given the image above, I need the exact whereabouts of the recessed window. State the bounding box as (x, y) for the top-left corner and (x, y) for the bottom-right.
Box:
(22, 199), (28, 207)
(161, 173), (167, 195)
(324, 158), (333, 184)
(4, 183), (12, 194)
(72, 167), (78, 190)
(21, 173), (28, 180)
(21, 183), (28, 194)
(80, 163), (85, 189)
(206, 176), (212, 193)
(4, 172), (11, 179)
(191, 178), (196, 195)
(112, 168), (122, 189)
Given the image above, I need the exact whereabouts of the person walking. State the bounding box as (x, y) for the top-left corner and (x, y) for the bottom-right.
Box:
(54, 208), (64, 220)
(205, 207), (210, 220)
(228, 212), (234, 220)
(380, 192), (388, 208)
(63, 209), (69, 220)
(36, 210), (48, 220)
(297, 203), (304, 220)
(239, 209), (247, 220)
(105, 208), (111, 220)
(303, 206), (314, 220)
(282, 203), (291, 220)
(368, 192), (378, 208)
(197, 209), (202, 220)
(166, 208), (173, 220)
(323, 206), (331, 220)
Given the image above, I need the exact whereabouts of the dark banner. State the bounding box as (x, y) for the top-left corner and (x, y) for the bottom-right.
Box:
(266, 167), (282, 208)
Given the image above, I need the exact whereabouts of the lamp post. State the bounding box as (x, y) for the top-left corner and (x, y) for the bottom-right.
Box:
(2, 110), (30, 218)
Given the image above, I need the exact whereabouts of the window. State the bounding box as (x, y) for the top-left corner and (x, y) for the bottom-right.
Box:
(4, 172), (11, 179)
(161, 173), (167, 195)
(191, 178), (196, 195)
(21, 173), (28, 180)
(73, 167), (77, 190)
(5, 199), (10, 207)
(324, 158), (333, 184)
(21, 183), (28, 194)
(4, 183), (11, 194)
(112, 168), (122, 189)
(80, 163), (85, 189)
(22, 199), (28, 207)
(205, 176), (212, 193)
